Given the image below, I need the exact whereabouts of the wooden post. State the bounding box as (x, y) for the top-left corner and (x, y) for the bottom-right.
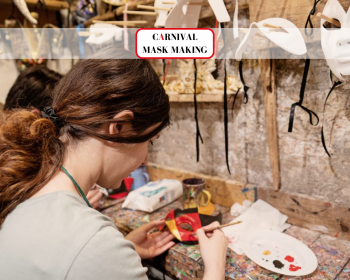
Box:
(259, 58), (280, 191)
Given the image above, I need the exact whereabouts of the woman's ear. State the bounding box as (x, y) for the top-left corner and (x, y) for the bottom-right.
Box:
(109, 110), (134, 135)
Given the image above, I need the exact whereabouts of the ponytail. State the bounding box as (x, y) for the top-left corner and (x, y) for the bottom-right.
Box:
(0, 110), (65, 227)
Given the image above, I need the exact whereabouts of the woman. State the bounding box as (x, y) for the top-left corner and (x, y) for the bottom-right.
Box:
(4, 65), (103, 209)
(0, 46), (228, 279)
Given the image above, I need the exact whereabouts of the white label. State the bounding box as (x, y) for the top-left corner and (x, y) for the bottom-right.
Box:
(136, 28), (214, 59)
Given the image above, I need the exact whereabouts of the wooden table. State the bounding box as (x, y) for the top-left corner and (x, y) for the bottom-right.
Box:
(100, 198), (350, 280)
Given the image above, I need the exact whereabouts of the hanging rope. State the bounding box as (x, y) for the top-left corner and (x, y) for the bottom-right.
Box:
(239, 61), (249, 104)
(288, 55), (319, 132)
(193, 59), (203, 162)
(321, 72), (342, 157)
(305, 0), (322, 36)
(220, 22), (231, 174)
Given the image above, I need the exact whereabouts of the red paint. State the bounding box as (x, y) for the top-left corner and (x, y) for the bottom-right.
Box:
(289, 264), (302, 272)
(285, 255), (294, 262)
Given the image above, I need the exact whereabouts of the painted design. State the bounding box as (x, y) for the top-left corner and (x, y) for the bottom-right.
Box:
(263, 250), (271, 256)
(140, 186), (167, 197)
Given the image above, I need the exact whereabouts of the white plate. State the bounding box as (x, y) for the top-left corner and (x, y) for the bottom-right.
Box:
(241, 230), (318, 276)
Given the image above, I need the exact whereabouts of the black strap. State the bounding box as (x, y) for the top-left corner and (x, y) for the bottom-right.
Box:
(239, 61), (249, 104)
(305, 0), (321, 36)
(288, 56), (319, 132)
(220, 23), (231, 174)
(231, 87), (241, 118)
(193, 59), (203, 162)
(321, 77), (342, 157)
(162, 59), (166, 85)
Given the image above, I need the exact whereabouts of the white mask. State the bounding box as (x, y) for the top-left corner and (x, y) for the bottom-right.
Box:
(321, 0), (350, 81)
(165, 0), (203, 28)
(165, 0), (229, 28)
(235, 18), (307, 60)
(86, 23), (122, 45)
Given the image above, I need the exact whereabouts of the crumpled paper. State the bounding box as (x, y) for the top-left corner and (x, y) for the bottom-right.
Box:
(223, 199), (291, 255)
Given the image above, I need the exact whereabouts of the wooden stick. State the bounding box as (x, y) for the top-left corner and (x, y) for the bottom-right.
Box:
(317, 12), (341, 27)
(123, 10), (158, 16)
(137, 4), (171, 11)
(263, 23), (282, 29)
(78, 31), (103, 37)
(84, 0), (155, 27)
(190, 221), (242, 235)
(162, 1), (209, 5)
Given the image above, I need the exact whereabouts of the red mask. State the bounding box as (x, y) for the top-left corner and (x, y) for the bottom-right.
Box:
(161, 208), (222, 244)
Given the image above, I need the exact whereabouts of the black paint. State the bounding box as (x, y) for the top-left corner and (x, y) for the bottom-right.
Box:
(273, 260), (284, 269)
(340, 223), (349, 232)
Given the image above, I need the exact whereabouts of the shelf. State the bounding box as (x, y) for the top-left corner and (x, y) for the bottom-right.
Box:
(0, 0), (69, 10)
(168, 93), (229, 102)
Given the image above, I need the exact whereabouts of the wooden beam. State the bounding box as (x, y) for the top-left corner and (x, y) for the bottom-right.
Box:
(258, 187), (350, 240)
(259, 58), (280, 191)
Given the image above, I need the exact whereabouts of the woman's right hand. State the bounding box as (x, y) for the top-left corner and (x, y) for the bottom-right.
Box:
(196, 222), (228, 280)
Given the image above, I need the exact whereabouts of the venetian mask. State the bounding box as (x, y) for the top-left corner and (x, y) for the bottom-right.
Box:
(236, 18), (307, 60)
(321, 0), (350, 81)
(161, 208), (222, 244)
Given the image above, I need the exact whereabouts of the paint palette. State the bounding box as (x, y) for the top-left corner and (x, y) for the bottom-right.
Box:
(241, 230), (318, 276)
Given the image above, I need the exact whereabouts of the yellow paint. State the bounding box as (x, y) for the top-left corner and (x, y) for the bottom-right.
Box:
(198, 202), (215, 215)
(165, 220), (182, 241)
(263, 250), (271, 255)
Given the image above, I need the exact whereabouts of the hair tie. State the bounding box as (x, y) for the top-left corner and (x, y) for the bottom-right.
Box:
(41, 106), (64, 132)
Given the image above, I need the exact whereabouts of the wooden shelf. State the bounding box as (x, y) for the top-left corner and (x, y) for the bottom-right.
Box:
(168, 93), (231, 102)
(0, 0), (69, 10)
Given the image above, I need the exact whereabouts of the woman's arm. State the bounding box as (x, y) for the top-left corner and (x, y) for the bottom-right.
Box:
(66, 226), (148, 280)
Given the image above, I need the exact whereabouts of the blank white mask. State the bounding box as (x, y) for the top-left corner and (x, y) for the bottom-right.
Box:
(321, 0), (350, 81)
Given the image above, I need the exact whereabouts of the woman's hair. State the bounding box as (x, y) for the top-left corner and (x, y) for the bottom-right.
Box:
(0, 46), (170, 227)
(4, 65), (62, 111)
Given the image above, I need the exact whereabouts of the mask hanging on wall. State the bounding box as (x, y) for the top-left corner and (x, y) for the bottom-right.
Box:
(319, 0), (349, 156)
(235, 18), (319, 133)
(161, 208), (222, 244)
(321, 0), (350, 81)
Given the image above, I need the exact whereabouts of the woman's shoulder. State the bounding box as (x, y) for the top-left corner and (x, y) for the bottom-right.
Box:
(66, 225), (148, 280)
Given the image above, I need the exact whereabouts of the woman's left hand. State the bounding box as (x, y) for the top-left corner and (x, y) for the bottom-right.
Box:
(125, 220), (175, 259)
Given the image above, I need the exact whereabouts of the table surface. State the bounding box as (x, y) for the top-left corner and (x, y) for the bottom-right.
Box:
(100, 197), (350, 280)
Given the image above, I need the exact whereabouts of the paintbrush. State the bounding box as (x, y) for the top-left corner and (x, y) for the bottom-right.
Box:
(190, 220), (242, 235)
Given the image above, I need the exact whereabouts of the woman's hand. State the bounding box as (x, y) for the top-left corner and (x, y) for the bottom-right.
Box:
(125, 220), (175, 259)
(197, 222), (228, 280)
(87, 185), (103, 209)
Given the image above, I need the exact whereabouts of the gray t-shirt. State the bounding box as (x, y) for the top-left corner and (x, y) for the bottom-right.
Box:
(0, 191), (148, 280)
